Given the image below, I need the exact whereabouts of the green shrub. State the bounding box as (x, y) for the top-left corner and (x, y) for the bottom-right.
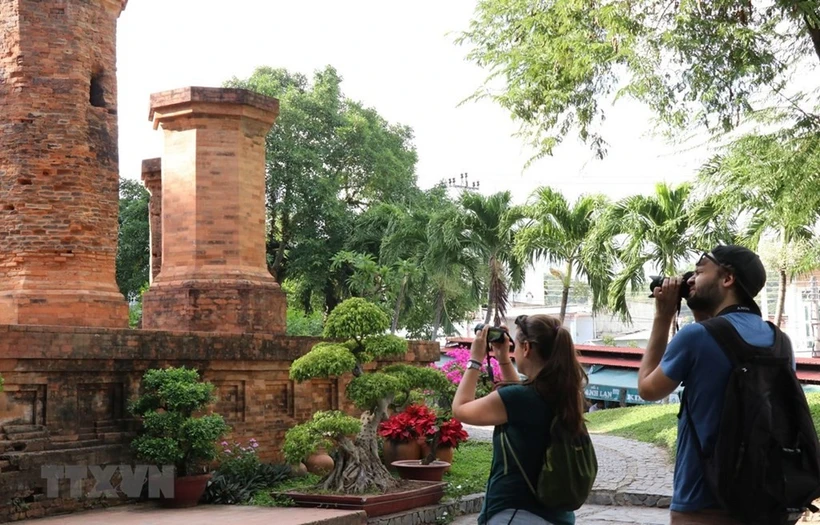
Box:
(203, 439), (292, 505)
(129, 366), (229, 477)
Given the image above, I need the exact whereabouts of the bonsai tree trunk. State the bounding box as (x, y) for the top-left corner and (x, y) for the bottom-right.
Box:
(319, 399), (398, 493)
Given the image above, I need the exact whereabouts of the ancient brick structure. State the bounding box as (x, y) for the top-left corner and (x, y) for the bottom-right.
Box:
(141, 87), (287, 334)
(0, 0), (129, 328)
(0, 326), (439, 521)
(140, 158), (162, 282)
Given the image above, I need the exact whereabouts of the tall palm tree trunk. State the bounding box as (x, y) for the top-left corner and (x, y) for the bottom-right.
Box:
(430, 289), (444, 341)
(558, 261), (573, 324)
(774, 267), (787, 327)
(391, 278), (407, 334)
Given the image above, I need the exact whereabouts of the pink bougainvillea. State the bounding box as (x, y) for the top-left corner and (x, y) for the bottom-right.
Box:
(431, 347), (502, 385)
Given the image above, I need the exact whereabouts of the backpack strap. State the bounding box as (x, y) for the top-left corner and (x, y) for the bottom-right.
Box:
(499, 429), (538, 498)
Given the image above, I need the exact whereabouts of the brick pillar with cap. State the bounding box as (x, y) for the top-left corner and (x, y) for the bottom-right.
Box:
(141, 158), (162, 283)
(141, 87), (286, 334)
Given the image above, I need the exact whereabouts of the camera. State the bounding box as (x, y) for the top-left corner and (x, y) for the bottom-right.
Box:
(473, 323), (506, 343)
(648, 271), (694, 300)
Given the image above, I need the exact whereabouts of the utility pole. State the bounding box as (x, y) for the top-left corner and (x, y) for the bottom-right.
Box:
(443, 172), (481, 192)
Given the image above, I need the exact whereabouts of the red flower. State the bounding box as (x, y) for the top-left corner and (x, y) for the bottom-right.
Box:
(438, 418), (469, 448)
(378, 404), (437, 442)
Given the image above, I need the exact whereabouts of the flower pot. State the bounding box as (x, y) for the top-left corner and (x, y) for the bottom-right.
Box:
(291, 462), (308, 477)
(391, 459), (451, 482)
(382, 439), (422, 470)
(305, 448), (334, 475)
(160, 473), (211, 508)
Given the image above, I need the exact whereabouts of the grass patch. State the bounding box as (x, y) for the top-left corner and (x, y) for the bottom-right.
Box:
(585, 392), (820, 460)
(442, 440), (492, 498)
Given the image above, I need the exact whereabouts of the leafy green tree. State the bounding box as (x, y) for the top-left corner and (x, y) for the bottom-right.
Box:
(698, 130), (820, 324)
(116, 178), (150, 301)
(458, 0), (820, 159)
(285, 298), (450, 493)
(224, 66), (419, 313)
(514, 187), (615, 323)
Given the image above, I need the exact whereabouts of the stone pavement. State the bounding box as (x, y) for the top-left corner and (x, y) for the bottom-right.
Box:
(450, 504), (670, 525)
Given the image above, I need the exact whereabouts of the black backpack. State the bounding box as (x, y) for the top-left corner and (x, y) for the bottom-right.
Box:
(680, 316), (820, 524)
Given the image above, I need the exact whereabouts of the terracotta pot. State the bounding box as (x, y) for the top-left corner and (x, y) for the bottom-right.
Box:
(305, 448), (334, 475)
(291, 462), (308, 477)
(391, 459), (451, 482)
(160, 473), (211, 508)
(382, 439), (422, 470)
(419, 444), (454, 472)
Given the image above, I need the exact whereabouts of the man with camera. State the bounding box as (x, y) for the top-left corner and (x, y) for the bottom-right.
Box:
(636, 245), (799, 524)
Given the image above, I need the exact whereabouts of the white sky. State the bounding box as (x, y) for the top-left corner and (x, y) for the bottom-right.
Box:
(115, 0), (712, 206)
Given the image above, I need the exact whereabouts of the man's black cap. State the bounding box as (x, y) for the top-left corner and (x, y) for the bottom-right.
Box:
(710, 245), (766, 311)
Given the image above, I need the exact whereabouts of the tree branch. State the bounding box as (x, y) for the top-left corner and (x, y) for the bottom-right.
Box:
(805, 14), (820, 65)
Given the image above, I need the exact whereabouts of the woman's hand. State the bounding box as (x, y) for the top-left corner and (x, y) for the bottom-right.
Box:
(470, 326), (489, 362)
(490, 324), (512, 363)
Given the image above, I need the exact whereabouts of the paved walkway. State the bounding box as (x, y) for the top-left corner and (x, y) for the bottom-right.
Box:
(451, 504), (670, 525)
(13, 504), (365, 525)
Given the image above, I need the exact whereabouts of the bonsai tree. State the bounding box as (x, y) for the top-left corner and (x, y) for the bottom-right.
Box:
(129, 366), (229, 477)
(285, 297), (450, 493)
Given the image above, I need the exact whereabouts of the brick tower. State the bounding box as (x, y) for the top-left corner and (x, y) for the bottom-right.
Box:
(0, 0), (129, 327)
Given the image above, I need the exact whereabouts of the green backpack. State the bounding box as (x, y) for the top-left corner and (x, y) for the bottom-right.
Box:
(500, 418), (598, 511)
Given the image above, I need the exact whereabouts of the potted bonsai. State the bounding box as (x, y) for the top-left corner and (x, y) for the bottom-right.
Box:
(420, 412), (468, 471)
(129, 366), (229, 508)
(281, 297), (451, 513)
(389, 405), (467, 482)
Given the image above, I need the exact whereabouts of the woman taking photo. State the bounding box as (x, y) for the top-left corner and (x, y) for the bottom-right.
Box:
(452, 314), (589, 525)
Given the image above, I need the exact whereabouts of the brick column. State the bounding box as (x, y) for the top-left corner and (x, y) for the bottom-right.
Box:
(0, 0), (128, 328)
(141, 87), (286, 334)
(141, 158), (162, 283)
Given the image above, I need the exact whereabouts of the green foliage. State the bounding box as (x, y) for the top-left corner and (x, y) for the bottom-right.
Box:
(458, 0), (820, 159)
(362, 334), (408, 359)
(116, 178), (150, 302)
(0, 374), (4, 393)
(282, 411), (361, 464)
(290, 343), (357, 381)
(345, 373), (404, 411)
(203, 439), (292, 505)
(225, 66), (419, 312)
(129, 367), (229, 476)
(382, 364), (452, 393)
(286, 308), (324, 336)
(323, 297), (390, 341)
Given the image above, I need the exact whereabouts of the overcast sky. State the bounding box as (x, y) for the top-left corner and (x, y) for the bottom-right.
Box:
(115, 0), (711, 205)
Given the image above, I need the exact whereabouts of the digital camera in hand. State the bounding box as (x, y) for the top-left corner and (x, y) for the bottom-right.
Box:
(473, 323), (506, 343)
(648, 271), (694, 300)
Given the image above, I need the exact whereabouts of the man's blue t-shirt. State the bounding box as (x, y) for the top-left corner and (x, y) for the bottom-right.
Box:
(660, 312), (793, 512)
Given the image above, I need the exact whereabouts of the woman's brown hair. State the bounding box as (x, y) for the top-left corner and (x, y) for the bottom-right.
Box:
(514, 314), (588, 435)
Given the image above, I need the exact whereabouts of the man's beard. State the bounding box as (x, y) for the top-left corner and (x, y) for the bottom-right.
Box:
(686, 281), (720, 313)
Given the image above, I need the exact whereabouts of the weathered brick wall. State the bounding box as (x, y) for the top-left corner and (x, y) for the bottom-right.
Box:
(0, 325), (439, 521)
(0, 0), (128, 328)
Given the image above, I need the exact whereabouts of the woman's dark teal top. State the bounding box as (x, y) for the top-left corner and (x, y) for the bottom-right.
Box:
(477, 384), (575, 525)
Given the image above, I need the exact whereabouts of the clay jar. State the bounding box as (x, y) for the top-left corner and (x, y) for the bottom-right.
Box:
(382, 439), (422, 470)
(305, 447), (334, 475)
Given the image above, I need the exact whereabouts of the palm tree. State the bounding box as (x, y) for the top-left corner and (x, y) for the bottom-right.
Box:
(424, 207), (483, 340)
(457, 191), (525, 325)
(513, 187), (616, 323)
(698, 131), (820, 325)
(597, 182), (732, 322)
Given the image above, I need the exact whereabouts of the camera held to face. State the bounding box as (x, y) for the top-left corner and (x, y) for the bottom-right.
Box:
(473, 323), (507, 343)
(648, 271), (694, 301)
